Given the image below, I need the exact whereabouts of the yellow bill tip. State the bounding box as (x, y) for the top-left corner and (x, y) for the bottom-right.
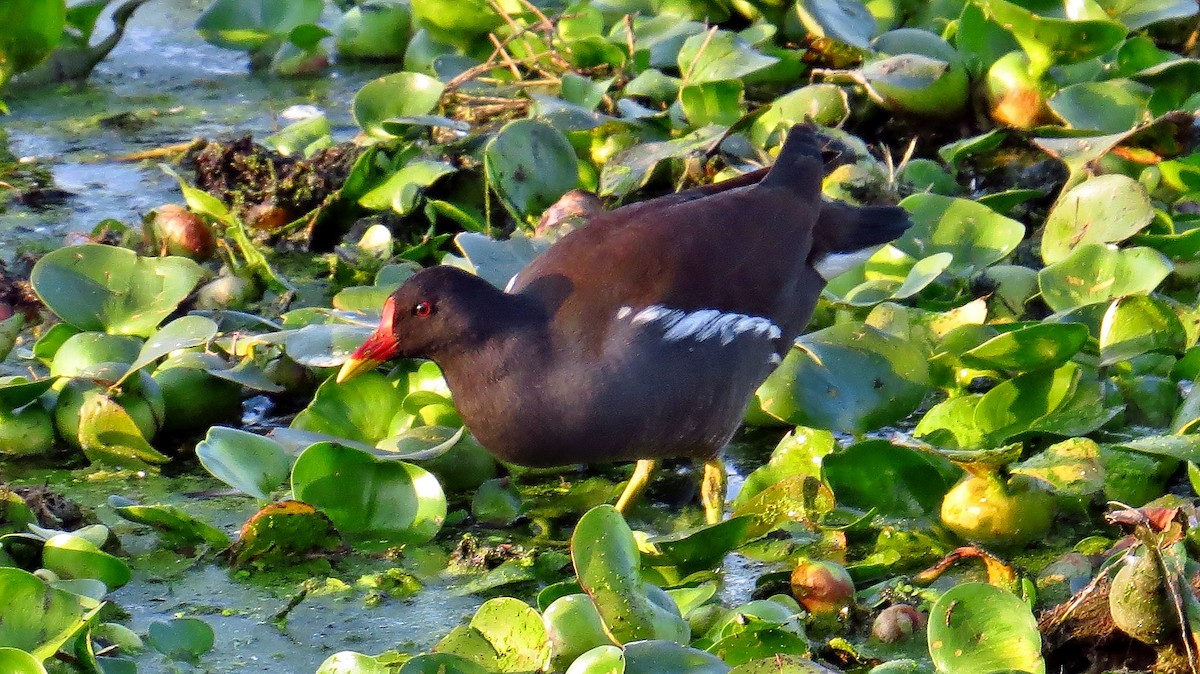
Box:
(336, 356), (382, 384)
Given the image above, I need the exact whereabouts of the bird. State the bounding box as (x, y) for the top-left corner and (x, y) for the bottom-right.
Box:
(337, 125), (913, 524)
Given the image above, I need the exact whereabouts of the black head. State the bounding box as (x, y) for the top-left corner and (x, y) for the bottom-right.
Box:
(337, 266), (509, 381)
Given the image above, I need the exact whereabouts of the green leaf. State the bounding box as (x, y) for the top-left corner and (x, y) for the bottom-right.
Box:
(572, 505), (689, 644)
(352, 72), (446, 139)
(1041, 174), (1154, 264)
(749, 85), (850, 145)
(975, 0), (1125, 77)
(146, 618), (215, 663)
(1099, 295), (1188, 366)
(959, 322), (1089, 371)
(928, 582), (1044, 674)
(467, 598), (550, 672)
(195, 427), (291, 500)
(358, 159), (457, 215)
(789, 0), (875, 49)
(0, 314), (22, 362)
(0, 0), (65, 84)
(196, 0), (323, 52)
(599, 126), (724, 199)
(30, 245), (204, 337)
(677, 30), (778, 84)
(291, 442), (446, 544)
(317, 652), (393, 674)
(824, 439), (959, 519)
(116, 316), (218, 387)
(1048, 79), (1153, 133)
(895, 194), (1025, 275)
(291, 371), (412, 446)
(622, 639), (730, 674)
(76, 393), (170, 468)
(679, 80), (744, 127)
(0, 567), (101, 662)
(107, 496), (232, 549)
(1093, 0), (1198, 30)
(1038, 244), (1172, 313)
(756, 323), (930, 434)
(42, 534), (131, 590)
(283, 323), (376, 369)
(485, 119), (580, 224)
(0, 648), (47, 674)
(974, 362), (1104, 443)
(454, 231), (552, 291)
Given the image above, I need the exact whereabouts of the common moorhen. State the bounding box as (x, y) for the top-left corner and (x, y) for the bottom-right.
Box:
(337, 125), (912, 523)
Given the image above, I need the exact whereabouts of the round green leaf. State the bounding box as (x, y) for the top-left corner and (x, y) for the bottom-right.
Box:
(317, 651), (393, 674)
(196, 0), (323, 51)
(622, 640), (730, 674)
(566, 645), (625, 674)
(284, 323), (380, 368)
(928, 582), (1044, 674)
(42, 534), (131, 590)
(468, 597), (551, 672)
(196, 427), (292, 500)
(750, 85), (850, 144)
(1098, 295), (1188, 366)
(485, 119), (580, 224)
(788, 0), (875, 49)
(756, 323), (930, 434)
(677, 30), (778, 84)
(824, 439), (959, 519)
(30, 245), (204, 337)
(352, 72), (445, 139)
(290, 371), (412, 445)
(1038, 244), (1172, 313)
(410, 0), (501, 48)
(1048, 79), (1153, 133)
(895, 194), (1024, 275)
(0, 648), (47, 674)
(861, 54), (969, 117)
(291, 442), (446, 544)
(146, 618), (215, 663)
(335, 1), (412, 60)
(1041, 175), (1154, 264)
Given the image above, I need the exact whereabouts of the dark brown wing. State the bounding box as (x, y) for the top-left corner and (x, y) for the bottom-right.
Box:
(510, 126), (825, 354)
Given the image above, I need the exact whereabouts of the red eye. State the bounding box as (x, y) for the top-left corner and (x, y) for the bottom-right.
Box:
(413, 301), (434, 318)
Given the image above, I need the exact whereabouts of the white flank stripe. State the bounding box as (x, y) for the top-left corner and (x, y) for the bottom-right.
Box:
(623, 304), (781, 345)
(504, 274), (519, 293)
(813, 246), (882, 281)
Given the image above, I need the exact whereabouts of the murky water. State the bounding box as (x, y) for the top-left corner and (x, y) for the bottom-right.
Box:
(0, 0), (377, 259)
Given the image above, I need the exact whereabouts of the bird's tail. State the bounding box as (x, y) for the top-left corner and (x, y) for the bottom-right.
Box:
(809, 200), (913, 282)
(757, 124), (824, 196)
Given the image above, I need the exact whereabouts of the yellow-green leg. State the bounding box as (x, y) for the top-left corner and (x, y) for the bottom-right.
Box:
(615, 459), (658, 514)
(701, 458), (727, 525)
